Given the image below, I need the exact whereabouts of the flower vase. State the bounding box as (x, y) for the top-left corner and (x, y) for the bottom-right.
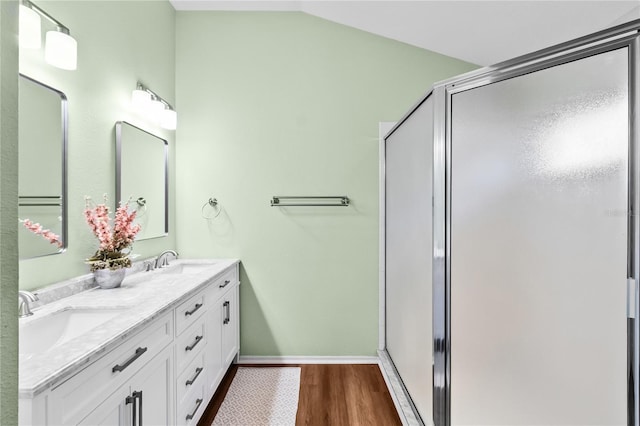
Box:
(94, 268), (126, 289)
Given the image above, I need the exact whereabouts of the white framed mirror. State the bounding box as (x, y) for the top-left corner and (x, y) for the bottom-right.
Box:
(115, 121), (168, 240)
(18, 74), (67, 259)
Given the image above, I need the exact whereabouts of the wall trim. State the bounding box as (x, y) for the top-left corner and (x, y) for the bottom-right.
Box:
(238, 356), (380, 365)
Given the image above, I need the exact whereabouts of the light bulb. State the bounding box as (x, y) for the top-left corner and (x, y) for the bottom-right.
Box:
(160, 108), (177, 130)
(131, 89), (151, 111)
(19, 4), (41, 49)
(45, 30), (77, 70)
(147, 99), (165, 121)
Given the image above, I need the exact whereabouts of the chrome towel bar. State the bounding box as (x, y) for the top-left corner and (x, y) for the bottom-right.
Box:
(270, 196), (350, 207)
(18, 196), (62, 207)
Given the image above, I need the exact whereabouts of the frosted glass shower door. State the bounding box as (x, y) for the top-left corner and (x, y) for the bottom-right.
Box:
(450, 48), (629, 425)
(386, 95), (433, 423)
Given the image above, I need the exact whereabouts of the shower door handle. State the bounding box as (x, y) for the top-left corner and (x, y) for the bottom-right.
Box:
(628, 278), (637, 318)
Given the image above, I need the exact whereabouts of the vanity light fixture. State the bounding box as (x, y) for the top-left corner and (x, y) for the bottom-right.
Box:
(45, 30), (77, 70)
(19, 3), (41, 49)
(20, 0), (78, 70)
(131, 82), (177, 130)
(160, 108), (177, 131)
(148, 96), (165, 118)
(131, 87), (151, 111)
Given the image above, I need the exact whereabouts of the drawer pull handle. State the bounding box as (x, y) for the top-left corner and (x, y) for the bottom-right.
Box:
(112, 347), (147, 373)
(185, 303), (203, 316)
(186, 398), (203, 421)
(219, 279), (231, 288)
(186, 367), (203, 386)
(185, 335), (203, 351)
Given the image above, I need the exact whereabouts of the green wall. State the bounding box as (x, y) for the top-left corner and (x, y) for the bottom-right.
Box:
(2, 2), (480, 420)
(175, 12), (477, 356)
(19, 1), (177, 290)
(0, 2), (19, 422)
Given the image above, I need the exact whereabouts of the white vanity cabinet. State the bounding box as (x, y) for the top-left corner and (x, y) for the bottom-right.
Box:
(78, 344), (174, 426)
(47, 311), (175, 426)
(204, 275), (240, 401)
(19, 261), (240, 426)
(221, 284), (239, 367)
(178, 266), (241, 425)
(204, 301), (224, 398)
(175, 288), (209, 426)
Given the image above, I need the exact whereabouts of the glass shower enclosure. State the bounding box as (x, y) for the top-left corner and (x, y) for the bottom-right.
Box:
(383, 20), (640, 426)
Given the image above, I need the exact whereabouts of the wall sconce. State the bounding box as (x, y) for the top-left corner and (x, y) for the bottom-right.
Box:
(131, 82), (177, 130)
(19, 0), (78, 71)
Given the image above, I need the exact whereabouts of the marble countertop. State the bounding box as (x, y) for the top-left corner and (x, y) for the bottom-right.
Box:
(19, 258), (240, 398)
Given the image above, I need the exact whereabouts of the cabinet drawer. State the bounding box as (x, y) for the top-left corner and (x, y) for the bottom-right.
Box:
(207, 267), (237, 303)
(176, 317), (206, 374)
(177, 382), (206, 426)
(50, 312), (173, 425)
(177, 350), (205, 408)
(175, 289), (206, 336)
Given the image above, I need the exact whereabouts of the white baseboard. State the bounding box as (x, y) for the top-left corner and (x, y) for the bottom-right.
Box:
(238, 356), (380, 365)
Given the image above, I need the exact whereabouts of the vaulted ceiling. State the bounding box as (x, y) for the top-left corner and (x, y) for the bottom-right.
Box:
(170, 1), (640, 66)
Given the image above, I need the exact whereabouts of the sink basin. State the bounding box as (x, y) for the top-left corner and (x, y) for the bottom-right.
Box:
(160, 262), (215, 275)
(20, 307), (127, 355)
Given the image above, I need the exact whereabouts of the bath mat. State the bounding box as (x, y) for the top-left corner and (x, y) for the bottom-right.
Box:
(212, 367), (301, 426)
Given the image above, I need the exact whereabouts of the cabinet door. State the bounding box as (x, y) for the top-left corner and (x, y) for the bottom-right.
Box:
(80, 347), (174, 426)
(48, 312), (174, 426)
(221, 286), (239, 367)
(130, 345), (174, 426)
(77, 385), (130, 426)
(205, 301), (224, 398)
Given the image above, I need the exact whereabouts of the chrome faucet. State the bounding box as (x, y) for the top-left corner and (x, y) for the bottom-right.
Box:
(143, 259), (156, 272)
(155, 250), (178, 268)
(18, 290), (39, 318)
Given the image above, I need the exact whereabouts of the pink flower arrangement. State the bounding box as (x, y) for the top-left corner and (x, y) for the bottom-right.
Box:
(84, 195), (141, 271)
(19, 219), (63, 248)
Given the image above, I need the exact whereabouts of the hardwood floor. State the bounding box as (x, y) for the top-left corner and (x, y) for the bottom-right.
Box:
(197, 364), (402, 426)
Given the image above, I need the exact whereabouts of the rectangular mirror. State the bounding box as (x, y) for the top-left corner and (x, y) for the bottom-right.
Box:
(18, 74), (67, 259)
(116, 121), (168, 240)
